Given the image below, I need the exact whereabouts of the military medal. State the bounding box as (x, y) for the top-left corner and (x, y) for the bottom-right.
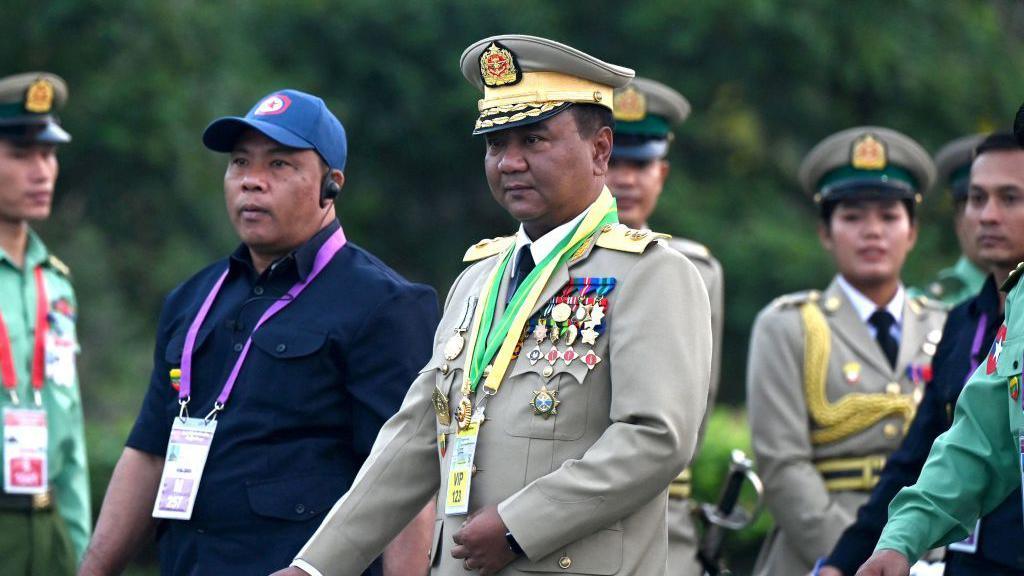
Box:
(580, 327), (599, 345)
(431, 387), (452, 427)
(527, 346), (543, 366)
(1010, 376), (1020, 401)
(582, 349), (601, 370)
(562, 346), (578, 365)
(545, 345), (561, 366)
(530, 385), (560, 418)
(552, 303), (572, 323)
(533, 321), (549, 343)
(455, 396), (473, 430)
(444, 331), (466, 361)
(575, 303), (589, 322)
(587, 303), (605, 327)
(564, 324), (578, 346)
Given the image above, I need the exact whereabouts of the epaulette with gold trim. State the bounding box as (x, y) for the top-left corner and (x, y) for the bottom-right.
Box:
(770, 290), (821, 310)
(46, 254), (71, 277)
(908, 294), (947, 314)
(1001, 261), (1024, 293)
(594, 224), (669, 253)
(463, 236), (515, 262)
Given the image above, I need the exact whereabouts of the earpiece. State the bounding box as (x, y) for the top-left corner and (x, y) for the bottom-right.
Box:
(320, 172), (341, 207)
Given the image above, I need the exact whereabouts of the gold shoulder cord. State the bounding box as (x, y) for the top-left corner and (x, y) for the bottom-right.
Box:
(800, 302), (915, 444)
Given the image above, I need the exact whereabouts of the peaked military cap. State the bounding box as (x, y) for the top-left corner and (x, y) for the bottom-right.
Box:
(798, 126), (935, 204)
(612, 77), (691, 161)
(0, 72), (71, 144)
(934, 134), (987, 200)
(460, 35), (634, 135)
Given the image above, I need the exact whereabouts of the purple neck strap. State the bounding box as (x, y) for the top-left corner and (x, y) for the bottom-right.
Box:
(178, 227), (347, 411)
(965, 312), (989, 384)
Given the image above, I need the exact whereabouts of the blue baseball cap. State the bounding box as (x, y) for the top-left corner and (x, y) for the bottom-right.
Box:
(202, 89), (347, 170)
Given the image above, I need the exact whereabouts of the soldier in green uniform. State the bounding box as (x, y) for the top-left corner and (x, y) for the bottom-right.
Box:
(0, 72), (90, 574)
(855, 111), (1024, 576)
(911, 134), (989, 306)
(747, 127), (947, 576)
(606, 77), (723, 574)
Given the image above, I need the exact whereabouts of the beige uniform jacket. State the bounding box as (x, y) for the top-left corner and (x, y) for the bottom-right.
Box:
(296, 227), (713, 576)
(663, 236), (724, 575)
(746, 278), (946, 576)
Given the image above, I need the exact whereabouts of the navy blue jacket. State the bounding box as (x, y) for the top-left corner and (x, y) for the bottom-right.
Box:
(826, 276), (1024, 574)
(127, 221), (440, 576)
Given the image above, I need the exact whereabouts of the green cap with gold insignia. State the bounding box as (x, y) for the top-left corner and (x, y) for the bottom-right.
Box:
(612, 77), (690, 161)
(798, 126), (935, 204)
(934, 134), (987, 201)
(460, 35), (634, 135)
(0, 72), (70, 144)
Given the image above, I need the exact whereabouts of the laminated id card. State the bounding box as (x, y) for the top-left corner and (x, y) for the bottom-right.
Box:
(152, 417), (217, 520)
(445, 417), (480, 516)
(3, 408), (48, 494)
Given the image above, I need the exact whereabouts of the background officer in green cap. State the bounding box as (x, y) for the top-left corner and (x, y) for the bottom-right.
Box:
(0, 71), (90, 574)
(910, 134), (989, 306)
(606, 76), (723, 575)
(746, 126), (946, 576)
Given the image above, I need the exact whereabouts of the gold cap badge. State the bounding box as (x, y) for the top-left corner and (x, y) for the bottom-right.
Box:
(24, 79), (54, 114)
(851, 134), (886, 170)
(613, 86), (646, 121)
(479, 42), (521, 88)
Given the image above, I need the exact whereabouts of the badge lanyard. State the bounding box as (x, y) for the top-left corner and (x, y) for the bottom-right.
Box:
(964, 312), (989, 385)
(177, 228), (347, 421)
(0, 267), (48, 406)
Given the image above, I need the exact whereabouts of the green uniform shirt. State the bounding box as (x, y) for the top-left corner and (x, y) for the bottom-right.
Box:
(912, 256), (988, 307)
(876, 267), (1024, 562)
(0, 229), (91, 560)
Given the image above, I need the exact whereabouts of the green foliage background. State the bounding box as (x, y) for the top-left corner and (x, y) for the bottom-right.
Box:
(4, 0), (1024, 570)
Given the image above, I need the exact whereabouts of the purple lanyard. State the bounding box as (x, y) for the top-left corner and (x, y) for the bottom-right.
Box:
(178, 227), (347, 418)
(964, 312), (989, 385)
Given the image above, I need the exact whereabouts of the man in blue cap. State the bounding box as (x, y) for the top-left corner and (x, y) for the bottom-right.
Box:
(79, 89), (439, 576)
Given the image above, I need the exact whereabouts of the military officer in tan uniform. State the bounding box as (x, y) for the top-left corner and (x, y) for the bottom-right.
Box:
(272, 34), (713, 576)
(606, 77), (723, 574)
(746, 127), (948, 576)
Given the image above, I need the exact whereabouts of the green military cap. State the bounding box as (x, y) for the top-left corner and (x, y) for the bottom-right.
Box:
(0, 72), (71, 144)
(611, 77), (690, 161)
(934, 134), (987, 201)
(798, 126), (935, 204)
(460, 35), (634, 135)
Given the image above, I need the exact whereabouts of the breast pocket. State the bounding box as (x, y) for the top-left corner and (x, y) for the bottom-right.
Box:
(247, 324), (330, 410)
(514, 522), (623, 575)
(501, 353), (593, 441)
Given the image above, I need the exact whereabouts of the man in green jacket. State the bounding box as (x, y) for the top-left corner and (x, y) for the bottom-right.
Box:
(0, 72), (90, 575)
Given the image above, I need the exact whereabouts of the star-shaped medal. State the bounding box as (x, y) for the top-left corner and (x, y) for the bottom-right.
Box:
(530, 385), (560, 418)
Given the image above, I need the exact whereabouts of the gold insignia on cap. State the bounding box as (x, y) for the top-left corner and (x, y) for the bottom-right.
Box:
(479, 42), (521, 88)
(24, 79), (54, 114)
(851, 134), (887, 170)
(613, 86), (646, 122)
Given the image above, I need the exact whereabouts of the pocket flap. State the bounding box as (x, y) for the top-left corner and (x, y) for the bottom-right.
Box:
(247, 474), (347, 522)
(251, 325), (327, 359)
(164, 325), (215, 364)
(515, 524), (623, 574)
(995, 336), (1023, 377)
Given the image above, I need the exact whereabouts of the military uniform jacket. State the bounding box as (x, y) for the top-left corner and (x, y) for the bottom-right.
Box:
(747, 277), (946, 575)
(296, 225), (713, 576)
(0, 230), (90, 559)
(663, 236), (723, 575)
(828, 276), (1024, 574)
(877, 265), (1024, 564)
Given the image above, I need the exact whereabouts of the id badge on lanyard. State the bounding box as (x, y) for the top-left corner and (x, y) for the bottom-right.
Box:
(445, 415), (481, 516)
(152, 417), (217, 520)
(1, 267), (50, 495)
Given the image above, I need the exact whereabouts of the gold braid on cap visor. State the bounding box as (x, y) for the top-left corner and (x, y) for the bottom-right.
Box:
(475, 71), (614, 131)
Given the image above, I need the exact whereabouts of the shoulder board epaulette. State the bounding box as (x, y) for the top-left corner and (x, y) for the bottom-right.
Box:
(668, 237), (713, 262)
(770, 290), (821, 310)
(1001, 261), (1024, 293)
(595, 224), (670, 253)
(46, 254), (71, 277)
(463, 236), (515, 262)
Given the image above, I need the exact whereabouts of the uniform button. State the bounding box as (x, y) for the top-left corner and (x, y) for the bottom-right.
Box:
(254, 286), (264, 295)
(295, 504), (306, 514)
(196, 528), (205, 534)
(558, 555), (572, 569)
(542, 366), (554, 379)
(883, 423), (899, 438)
(233, 342), (244, 352)
(440, 363), (450, 375)
(885, 383), (900, 395)
(276, 344), (287, 353)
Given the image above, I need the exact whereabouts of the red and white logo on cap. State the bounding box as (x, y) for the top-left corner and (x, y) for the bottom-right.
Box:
(254, 94), (291, 116)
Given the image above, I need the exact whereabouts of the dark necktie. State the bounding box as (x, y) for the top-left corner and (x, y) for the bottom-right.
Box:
(869, 309), (899, 369)
(508, 245), (535, 303)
